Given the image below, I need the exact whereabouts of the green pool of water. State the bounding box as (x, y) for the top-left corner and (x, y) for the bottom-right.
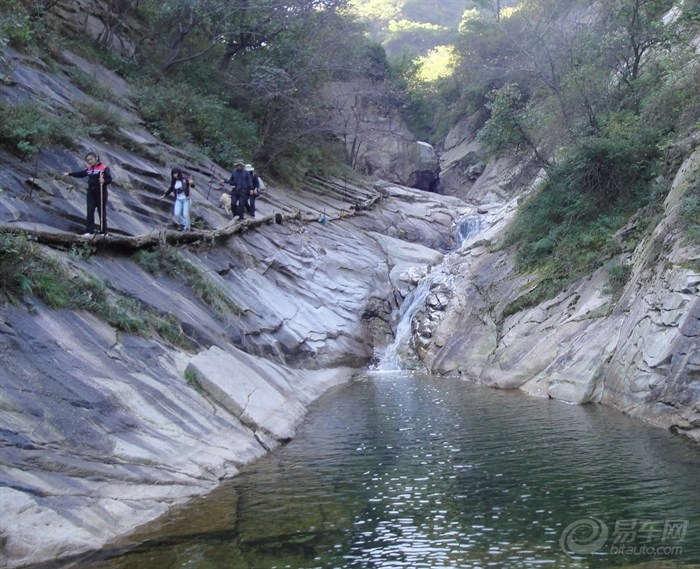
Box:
(62, 373), (700, 569)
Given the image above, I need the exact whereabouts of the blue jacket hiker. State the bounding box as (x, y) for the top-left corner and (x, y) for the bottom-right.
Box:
(162, 167), (194, 231)
(63, 151), (112, 235)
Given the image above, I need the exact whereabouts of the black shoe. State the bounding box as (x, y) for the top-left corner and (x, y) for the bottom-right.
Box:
(177, 226), (184, 231)
(238, 217), (244, 221)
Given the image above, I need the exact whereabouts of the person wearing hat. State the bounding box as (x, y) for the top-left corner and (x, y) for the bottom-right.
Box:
(244, 163), (260, 218)
(223, 160), (253, 220)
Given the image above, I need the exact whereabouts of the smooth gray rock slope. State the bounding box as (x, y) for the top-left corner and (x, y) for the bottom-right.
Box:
(3, 21), (700, 569)
(0, 45), (466, 568)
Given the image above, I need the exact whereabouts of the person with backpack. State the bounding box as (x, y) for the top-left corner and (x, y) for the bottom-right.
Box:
(63, 151), (112, 236)
(224, 161), (253, 221)
(245, 164), (260, 218)
(161, 166), (194, 231)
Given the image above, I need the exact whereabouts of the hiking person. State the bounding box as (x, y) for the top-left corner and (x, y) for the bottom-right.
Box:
(63, 151), (112, 236)
(245, 163), (260, 218)
(223, 161), (252, 221)
(161, 167), (194, 231)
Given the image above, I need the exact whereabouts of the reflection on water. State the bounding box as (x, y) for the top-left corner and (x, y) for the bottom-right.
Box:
(59, 373), (700, 569)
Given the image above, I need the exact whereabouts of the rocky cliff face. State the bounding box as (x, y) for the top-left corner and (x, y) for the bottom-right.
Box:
(320, 81), (440, 191)
(0, 45), (466, 568)
(413, 122), (700, 443)
(2, 7), (700, 568)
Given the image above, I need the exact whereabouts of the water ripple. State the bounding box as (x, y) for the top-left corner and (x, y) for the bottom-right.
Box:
(60, 374), (700, 569)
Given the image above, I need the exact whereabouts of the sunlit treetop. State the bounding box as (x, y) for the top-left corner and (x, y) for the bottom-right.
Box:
(413, 44), (457, 83)
(346, 0), (403, 21)
(387, 19), (445, 34)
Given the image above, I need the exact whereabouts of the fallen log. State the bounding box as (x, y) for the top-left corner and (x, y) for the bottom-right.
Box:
(0, 210), (321, 251)
(0, 180), (385, 252)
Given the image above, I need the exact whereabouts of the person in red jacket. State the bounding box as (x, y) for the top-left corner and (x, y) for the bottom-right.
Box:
(63, 152), (112, 235)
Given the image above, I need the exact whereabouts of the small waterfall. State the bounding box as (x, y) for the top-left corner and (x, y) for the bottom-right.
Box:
(376, 269), (445, 371)
(455, 215), (482, 244)
(376, 214), (485, 371)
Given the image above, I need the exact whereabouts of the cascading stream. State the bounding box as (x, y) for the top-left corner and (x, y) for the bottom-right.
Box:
(377, 269), (446, 371)
(377, 214), (485, 371)
(455, 214), (482, 244)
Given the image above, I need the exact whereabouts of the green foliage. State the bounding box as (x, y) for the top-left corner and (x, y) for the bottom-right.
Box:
(68, 69), (121, 102)
(387, 52), (461, 143)
(1, 236), (67, 305)
(76, 101), (125, 142)
(68, 242), (94, 261)
(0, 234), (64, 306)
(638, 57), (700, 143)
(135, 81), (259, 168)
(347, 0), (400, 23)
(363, 43), (391, 82)
(550, 126), (661, 211)
(62, 36), (141, 80)
(0, 0), (37, 48)
(402, 0), (478, 27)
(500, 119), (665, 314)
(134, 247), (242, 318)
(349, 0), (468, 60)
(269, 137), (346, 186)
(0, 103), (75, 158)
(681, 0), (700, 23)
(679, 163), (700, 246)
(478, 84), (527, 152)
(184, 368), (203, 391)
(478, 83), (554, 166)
(383, 20), (455, 62)
(133, 249), (162, 274)
(603, 263), (632, 296)
(0, 233), (189, 347)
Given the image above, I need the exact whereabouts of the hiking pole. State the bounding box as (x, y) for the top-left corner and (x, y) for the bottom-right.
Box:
(28, 150), (40, 199)
(206, 174), (214, 201)
(99, 170), (105, 234)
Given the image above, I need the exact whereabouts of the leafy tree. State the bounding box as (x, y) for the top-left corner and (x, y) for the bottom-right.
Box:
(453, 0), (679, 157)
(139, 0), (349, 74)
(600, 0), (676, 85)
(237, 7), (376, 174)
(478, 83), (550, 166)
(382, 19), (452, 61)
(347, 0), (403, 37)
(402, 0), (481, 26)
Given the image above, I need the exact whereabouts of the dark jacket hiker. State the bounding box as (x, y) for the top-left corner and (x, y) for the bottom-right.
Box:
(226, 161), (253, 220)
(245, 163), (260, 218)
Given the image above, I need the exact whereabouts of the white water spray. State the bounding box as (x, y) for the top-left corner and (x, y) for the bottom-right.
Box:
(377, 213), (486, 371)
(455, 215), (482, 245)
(377, 268), (447, 371)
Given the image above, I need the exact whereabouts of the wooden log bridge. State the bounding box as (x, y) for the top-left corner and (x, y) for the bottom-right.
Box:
(0, 193), (381, 252)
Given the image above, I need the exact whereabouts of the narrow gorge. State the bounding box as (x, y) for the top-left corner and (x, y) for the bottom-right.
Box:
(1, 1), (700, 567)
